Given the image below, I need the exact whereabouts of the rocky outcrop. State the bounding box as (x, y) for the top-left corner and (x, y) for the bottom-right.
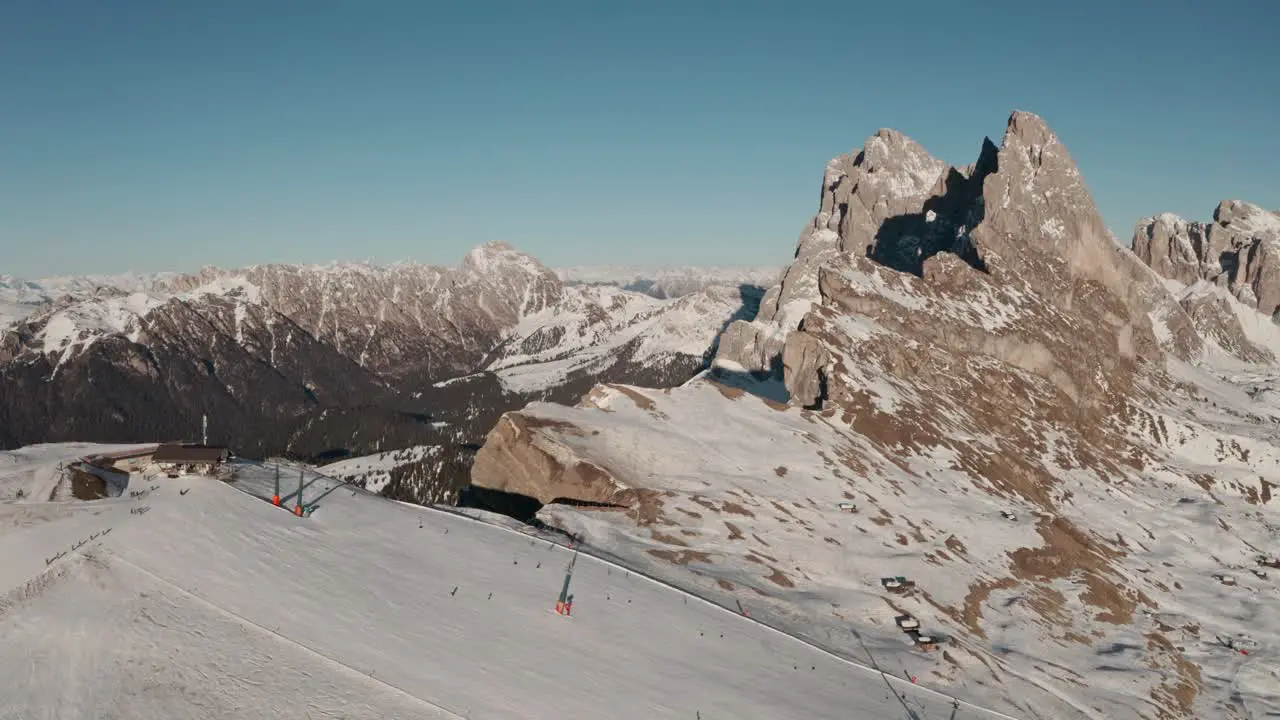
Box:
(767, 112), (1200, 412)
(1133, 201), (1280, 317)
(469, 412), (626, 506)
(718, 113), (1201, 384)
(1176, 285), (1272, 363)
(716, 130), (951, 374)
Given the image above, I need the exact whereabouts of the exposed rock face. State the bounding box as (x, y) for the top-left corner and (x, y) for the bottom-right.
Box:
(471, 111), (1280, 718)
(1134, 201), (1280, 317)
(0, 244), (759, 504)
(717, 130), (951, 374)
(718, 114), (1199, 380)
(470, 412), (627, 506)
(1175, 285), (1272, 363)
(757, 111), (1200, 415)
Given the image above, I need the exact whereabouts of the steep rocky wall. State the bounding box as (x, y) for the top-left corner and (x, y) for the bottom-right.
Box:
(1134, 200), (1280, 317)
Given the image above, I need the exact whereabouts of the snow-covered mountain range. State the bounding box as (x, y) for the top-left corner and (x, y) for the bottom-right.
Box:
(0, 249), (766, 504)
(557, 265), (782, 299)
(467, 111), (1280, 719)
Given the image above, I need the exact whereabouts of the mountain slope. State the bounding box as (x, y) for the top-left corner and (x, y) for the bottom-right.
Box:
(469, 111), (1280, 719)
(0, 444), (1012, 720)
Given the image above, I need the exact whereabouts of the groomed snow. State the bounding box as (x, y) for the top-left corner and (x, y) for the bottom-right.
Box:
(0, 444), (1009, 720)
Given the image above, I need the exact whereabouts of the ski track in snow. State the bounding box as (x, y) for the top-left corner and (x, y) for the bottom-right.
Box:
(0, 444), (1013, 720)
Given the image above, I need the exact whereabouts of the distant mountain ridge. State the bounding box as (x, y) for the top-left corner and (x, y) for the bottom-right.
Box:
(556, 265), (782, 299)
(0, 245), (764, 504)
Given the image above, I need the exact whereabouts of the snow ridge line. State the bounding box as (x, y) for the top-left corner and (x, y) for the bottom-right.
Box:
(397, 500), (1024, 720)
(106, 551), (468, 720)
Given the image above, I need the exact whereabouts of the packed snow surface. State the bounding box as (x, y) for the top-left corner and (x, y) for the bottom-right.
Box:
(0, 444), (1009, 720)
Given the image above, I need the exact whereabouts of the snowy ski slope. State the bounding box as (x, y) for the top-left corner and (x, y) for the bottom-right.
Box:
(0, 445), (1013, 720)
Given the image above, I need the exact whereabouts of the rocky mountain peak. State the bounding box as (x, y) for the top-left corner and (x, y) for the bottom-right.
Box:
(1215, 199), (1280, 236)
(717, 110), (1194, 383)
(1134, 199), (1280, 318)
(467, 111), (1280, 720)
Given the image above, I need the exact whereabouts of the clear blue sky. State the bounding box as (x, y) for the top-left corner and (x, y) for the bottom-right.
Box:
(2, 0), (1277, 277)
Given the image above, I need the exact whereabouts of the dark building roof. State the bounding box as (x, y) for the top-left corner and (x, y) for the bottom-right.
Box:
(152, 444), (230, 464)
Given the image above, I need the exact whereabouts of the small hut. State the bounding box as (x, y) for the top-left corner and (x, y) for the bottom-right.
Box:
(895, 614), (920, 631)
(152, 444), (230, 476)
(881, 576), (916, 594)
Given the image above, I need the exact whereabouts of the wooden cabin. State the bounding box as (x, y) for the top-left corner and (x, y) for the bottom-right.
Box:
(152, 444), (230, 476)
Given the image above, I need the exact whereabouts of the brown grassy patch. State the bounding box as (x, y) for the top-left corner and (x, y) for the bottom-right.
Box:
(651, 531), (689, 547)
(1026, 586), (1070, 628)
(617, 489), (669, 527)
(1146, 632), (1202, 718)
(761, 397), (789, 411)
(765, 567), (795, 588)
(945, 535), (967, 556)
(823, 537), (841, 546)
(610, 385), (660, 412)
(690, 495), (718, 512)
(896, 534), (910, 546)
(677, 507), (703, 519)
(721, 502), (755, 517)
(751, 534), (770, 547)
(904, 518), (928, 543)
(954, 577), (1018, 638)
(716, 578), (736, 591)
(519, 415), (587, 435)
(1010, 515), (1151, 625)
(724, 522), (744, 541)
(773, 466), (788, 477)
(708, 382), (746, 400)
(648, 549), (713, 565)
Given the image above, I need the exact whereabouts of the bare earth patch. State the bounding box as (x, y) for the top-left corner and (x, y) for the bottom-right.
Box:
(1145, 632), (1202, 719)
(647, 549), (713, 565)
(765, 567), (795, 588)
(1009, 515), (1150, 625)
